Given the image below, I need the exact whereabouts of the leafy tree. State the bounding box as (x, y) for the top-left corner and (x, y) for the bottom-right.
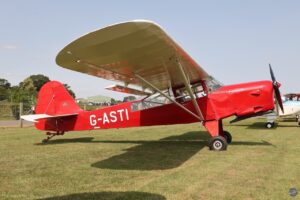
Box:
(0, 78), (11, 89)
(63, 84), (76, 99)
(0, 78), (11, 101)
(0, 87), (9, 101)
(19, 74), (50, 92)
(9, 86), (32, 103)
(123, 95), (136, 102)
(110, 98), (117, 105)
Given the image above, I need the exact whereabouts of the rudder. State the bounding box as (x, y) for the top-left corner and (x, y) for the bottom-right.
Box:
(35, 81), (81, 115)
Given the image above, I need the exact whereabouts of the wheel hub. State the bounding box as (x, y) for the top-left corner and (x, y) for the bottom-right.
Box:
(213, 141), (223, 150)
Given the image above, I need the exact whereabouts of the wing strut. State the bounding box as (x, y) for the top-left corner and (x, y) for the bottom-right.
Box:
(176, 59), (204, 121)
(135, 74), (202, 121)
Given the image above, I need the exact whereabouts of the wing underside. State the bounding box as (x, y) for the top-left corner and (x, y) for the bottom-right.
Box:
(105, 84), (152, 96)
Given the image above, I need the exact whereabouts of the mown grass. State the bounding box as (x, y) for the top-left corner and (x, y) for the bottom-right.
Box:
(0, 118), (299, 200)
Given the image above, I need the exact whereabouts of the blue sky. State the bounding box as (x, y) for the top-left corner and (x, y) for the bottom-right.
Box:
(1, 0), (299, 99)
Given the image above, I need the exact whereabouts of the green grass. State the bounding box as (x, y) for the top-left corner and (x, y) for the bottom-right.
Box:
(0, 118), (299, 200)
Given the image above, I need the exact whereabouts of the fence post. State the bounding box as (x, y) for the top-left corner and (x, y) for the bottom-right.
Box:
(19, 102), (23, 128)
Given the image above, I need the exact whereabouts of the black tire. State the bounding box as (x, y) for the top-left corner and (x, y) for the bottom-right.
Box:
(265, 122), (274, 129)
(223, 131), (232, 144)
(208, 136), (228, 151)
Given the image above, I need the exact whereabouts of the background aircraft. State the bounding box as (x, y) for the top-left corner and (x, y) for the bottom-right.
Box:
(22, 20), (283, 151)
(264, 93), (300, 128)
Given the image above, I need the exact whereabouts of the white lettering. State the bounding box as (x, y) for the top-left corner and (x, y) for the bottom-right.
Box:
(125, 109), (129, 120)
(110, 111), (117, 123)
(103, 113), (110, 124)
(117, 109), (124, 121)
(90, 115), (97, 126)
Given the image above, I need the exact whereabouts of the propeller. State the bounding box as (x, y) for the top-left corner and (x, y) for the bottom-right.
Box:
(269, 64), (284, 114)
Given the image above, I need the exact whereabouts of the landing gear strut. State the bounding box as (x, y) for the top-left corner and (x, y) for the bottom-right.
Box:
(204, 120), (232, 151)
(42, 131), (65, 143)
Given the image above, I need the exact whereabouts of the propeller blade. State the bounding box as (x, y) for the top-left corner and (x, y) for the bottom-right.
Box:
(269, 64), (284, 114)
(274, 85), (284, 113)
(274, 92), (279, 116)
(269, 64), (276, 83)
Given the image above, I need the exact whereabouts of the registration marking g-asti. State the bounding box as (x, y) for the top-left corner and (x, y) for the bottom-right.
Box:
(89, 108), (129, 128)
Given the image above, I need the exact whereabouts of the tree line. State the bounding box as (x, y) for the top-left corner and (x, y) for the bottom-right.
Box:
(0, 74), (138, 106)
(0, 74), (75, 105)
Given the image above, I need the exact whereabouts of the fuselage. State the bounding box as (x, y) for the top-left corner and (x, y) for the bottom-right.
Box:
(35, 80), (275, 132)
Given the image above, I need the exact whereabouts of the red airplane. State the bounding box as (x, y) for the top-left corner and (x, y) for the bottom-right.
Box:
(21, 20), (283, 151)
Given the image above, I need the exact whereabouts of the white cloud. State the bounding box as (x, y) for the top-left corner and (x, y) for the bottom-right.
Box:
(1, 44), (18, 50)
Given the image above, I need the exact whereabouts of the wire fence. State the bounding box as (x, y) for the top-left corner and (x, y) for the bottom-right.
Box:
(0, 102), (32, 120)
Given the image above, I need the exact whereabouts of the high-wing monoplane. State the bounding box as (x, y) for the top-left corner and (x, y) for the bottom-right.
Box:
(22, 20), (284, 150)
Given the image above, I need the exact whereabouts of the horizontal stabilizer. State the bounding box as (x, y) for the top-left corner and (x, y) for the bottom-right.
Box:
(21, 113), (78, 122)
(105, 84), (152, 96)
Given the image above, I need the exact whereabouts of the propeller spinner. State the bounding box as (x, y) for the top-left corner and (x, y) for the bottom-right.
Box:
(269, 64), (284, 114)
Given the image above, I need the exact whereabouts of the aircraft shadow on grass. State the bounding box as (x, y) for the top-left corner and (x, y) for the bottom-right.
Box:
(90, 131), (273, 171)
(37, 191), (166, 200)
(34, 137), (96, 145)
(228, 121), (299, 129)
(227, 122), (277, 129)
(36, 131), (273, 170)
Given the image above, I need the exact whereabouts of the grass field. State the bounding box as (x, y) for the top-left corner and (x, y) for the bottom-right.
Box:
(0, 118), (299, 200)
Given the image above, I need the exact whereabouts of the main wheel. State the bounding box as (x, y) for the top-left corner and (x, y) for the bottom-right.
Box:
(208, 136), (228, 151)
(223, 131), (232, 144)
(265, 122), (274, 129)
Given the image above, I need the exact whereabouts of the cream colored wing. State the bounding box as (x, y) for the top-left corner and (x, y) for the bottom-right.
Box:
(56, 20), (209, 91)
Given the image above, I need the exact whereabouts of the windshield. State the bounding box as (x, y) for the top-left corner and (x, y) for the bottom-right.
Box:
(204, 76), (223, 93)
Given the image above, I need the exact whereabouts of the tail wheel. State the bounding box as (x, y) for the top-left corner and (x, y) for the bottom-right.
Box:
(42, 139), (48, 144)
(208, 136), (228, 151)
(223, 131), (232, 144)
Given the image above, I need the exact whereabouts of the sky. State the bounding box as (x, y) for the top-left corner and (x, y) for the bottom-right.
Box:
(0, 0), (299, 99)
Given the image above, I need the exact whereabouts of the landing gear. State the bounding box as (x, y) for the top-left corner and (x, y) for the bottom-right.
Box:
(208, 136), (228, 151)
(42, 137), (53, 144)
(222, 131), (232, 144)
(42, 131), (65, 143)
(265, 122), (275, 129)
(204, 120), (231, 151)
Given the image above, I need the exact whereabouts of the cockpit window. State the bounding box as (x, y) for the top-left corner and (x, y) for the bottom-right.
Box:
(204, 76), (223, 93)
(131, 92), (171, 111)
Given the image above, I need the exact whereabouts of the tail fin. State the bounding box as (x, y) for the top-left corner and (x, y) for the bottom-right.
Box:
(35, 81), (82, 115)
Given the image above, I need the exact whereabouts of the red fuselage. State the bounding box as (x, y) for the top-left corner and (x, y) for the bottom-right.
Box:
(35, 80), (274, 132)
